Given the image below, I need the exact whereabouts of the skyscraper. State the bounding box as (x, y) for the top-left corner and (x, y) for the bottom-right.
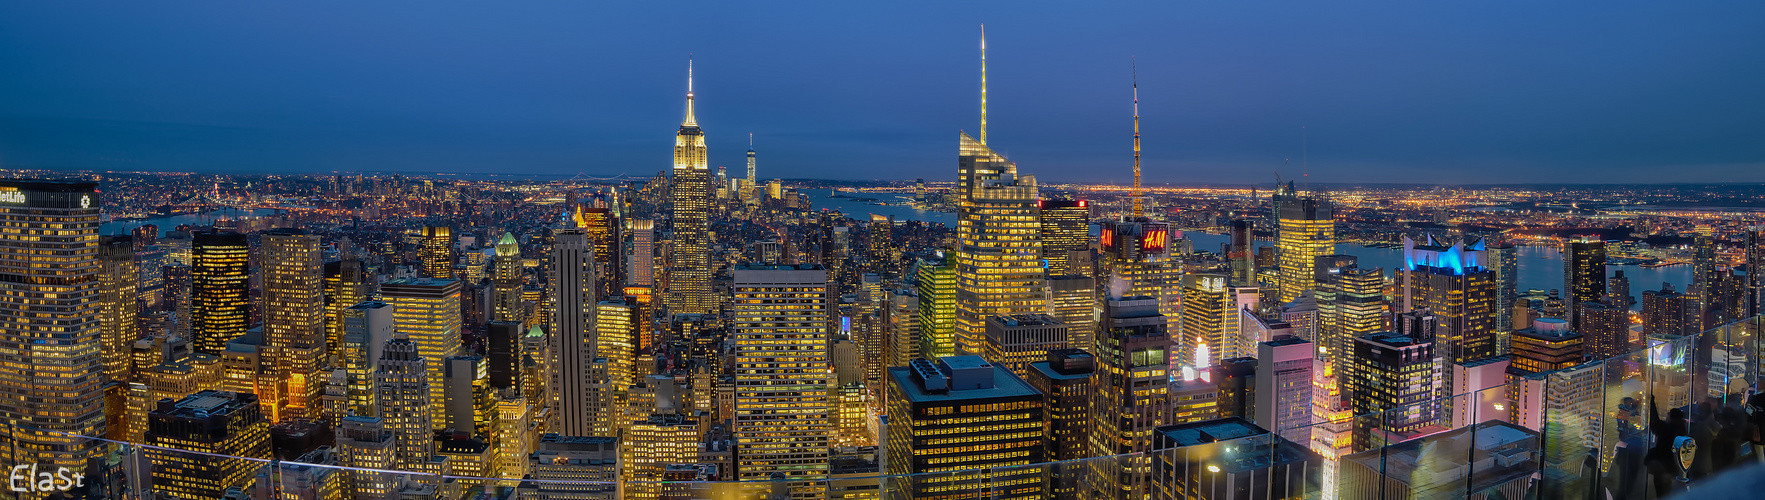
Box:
(1045, 275), (1097, 350)
(336, 416), (399, 499)
(1317, 263), (1386, 372)
(731, 264), (833, 488)
(1277, 196), (1334, 304)
(1491, 242), (1518, 337)
(627, 218), (655, 287)
(1747, 228), (1764, 317)
(552, 228), (602, 436)
(1400, 235), (1498, 363)
(954, 32), (1046, 356)
(595, 300), (636, 394)
(885, 288), (921, 370)
(192, 230), (249, 354)
(1088, 293), (1172, 500)
(884, 356), (1047, 500)
(1348, 331), (1442, 451)
(1579, 301), (1632, 359)
(916, 253), (958, 358)
(1691, 234), (1718, 308)
(493, 232), (525, 323)
(0, 180), (105, 473)
(1027, 350), (1093, 500)
(374, 337), (434, 469)
(1564, 236), (1606, 329)
(1179, 273), (1233, 367)
(1229, 219), (1255, 287)
(341, 301), (395, 416)
(666, 61), (715, 316)
(577, 206), (621, 299)
(1256, 336), (1314, 444)
(1508, 318), (1583, 374)
(982, 313), (1070, 379)
(323, 259), (372, 361)
(99, 235), (139, 385)
(262, 228), (326, 421)
(1098, 218), (1180, 351)
(421, 225), (455, 279)
(1039, 198), (1089, 276)
(99, 234), (138, 440)
(381, 277), (462, 430)
(145, 390), (271, 498)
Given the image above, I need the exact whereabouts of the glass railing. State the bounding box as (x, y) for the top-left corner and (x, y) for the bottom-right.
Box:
(6, 315), (1761, 499)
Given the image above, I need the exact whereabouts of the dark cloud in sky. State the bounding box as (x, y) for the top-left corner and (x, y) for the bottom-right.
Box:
(1, 1), (1761, 184)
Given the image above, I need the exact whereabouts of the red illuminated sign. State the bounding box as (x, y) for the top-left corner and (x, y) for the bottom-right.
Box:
(1140, 228), (1167, 254)
(1100, 227), (1115, 251)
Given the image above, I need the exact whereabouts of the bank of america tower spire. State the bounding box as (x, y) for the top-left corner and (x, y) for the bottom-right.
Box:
(953, 27), (1045, 355)
(667, 58), (714, 315)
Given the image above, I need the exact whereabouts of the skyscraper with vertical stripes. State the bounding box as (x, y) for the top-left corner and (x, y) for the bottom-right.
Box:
(666, 61), (715, 315)
(731, 264), (832, 493)
(262, 228), (326, 421)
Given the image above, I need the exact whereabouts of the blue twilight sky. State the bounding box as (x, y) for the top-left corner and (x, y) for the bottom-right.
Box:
(2, 1), (1762, 185)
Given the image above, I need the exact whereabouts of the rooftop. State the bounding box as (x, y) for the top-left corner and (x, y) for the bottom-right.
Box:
(889, 361), (1041, 406)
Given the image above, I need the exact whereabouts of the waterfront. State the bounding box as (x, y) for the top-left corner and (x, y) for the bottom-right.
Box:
(1186, 232), (1690, 308)
(101, 208), (280, 234)
(803, 190), (955, 227)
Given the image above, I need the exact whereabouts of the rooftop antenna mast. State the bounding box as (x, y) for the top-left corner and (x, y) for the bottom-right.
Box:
(1132, 58), (1143, 219)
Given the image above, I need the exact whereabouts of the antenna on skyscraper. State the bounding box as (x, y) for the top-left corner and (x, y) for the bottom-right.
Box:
(1302, 126), (1309, 195)
(1131, 57), (1142, 219)
(979, 24), (988, 146)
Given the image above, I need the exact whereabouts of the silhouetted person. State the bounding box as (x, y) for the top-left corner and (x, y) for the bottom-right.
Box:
(1647, 400), (1689, 498)
(1713, 404), (1747, 472)
(1750, 392), (1765, 463)
(1689, 401), (1717, 479)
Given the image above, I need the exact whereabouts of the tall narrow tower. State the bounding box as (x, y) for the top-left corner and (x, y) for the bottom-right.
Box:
(1132, 60), (1143, 218)
(746, 133), (757, 186)
(262, 228), (326, 421)
(666, 59), (714, 315)
(193, 231), (250, 354)
(552, 229), (603, 436)
(492, 233), (524, 323)
(955, 29), (1045, 355)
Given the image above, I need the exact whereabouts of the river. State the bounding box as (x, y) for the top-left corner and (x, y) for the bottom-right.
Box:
(803, 190), (956, 227)
(1185, 232), (1691, 306)
(101, 208), (281, 234)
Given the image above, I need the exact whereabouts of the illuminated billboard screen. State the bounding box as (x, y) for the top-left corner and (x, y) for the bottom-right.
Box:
(1140, 227), (1167, 254)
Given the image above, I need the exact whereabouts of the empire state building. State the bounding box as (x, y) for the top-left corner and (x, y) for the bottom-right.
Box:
(666, 62), (714, 315)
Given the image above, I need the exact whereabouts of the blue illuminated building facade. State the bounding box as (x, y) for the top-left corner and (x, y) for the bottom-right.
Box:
(1400, 235), (1499, 363)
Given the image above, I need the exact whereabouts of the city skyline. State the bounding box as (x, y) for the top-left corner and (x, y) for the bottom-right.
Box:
(4, 3), (1765, 499)
(3, 2), (1763, 184)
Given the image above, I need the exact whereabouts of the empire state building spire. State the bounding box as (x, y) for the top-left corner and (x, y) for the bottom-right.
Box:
(683, 57), (697, 127)
(667, 55), (713, 315)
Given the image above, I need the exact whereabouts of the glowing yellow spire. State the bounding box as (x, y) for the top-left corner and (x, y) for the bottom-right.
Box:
(1132, 58), (1143, 218)
(683, 57), (697, 127)
(979, 25), (987, 145)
